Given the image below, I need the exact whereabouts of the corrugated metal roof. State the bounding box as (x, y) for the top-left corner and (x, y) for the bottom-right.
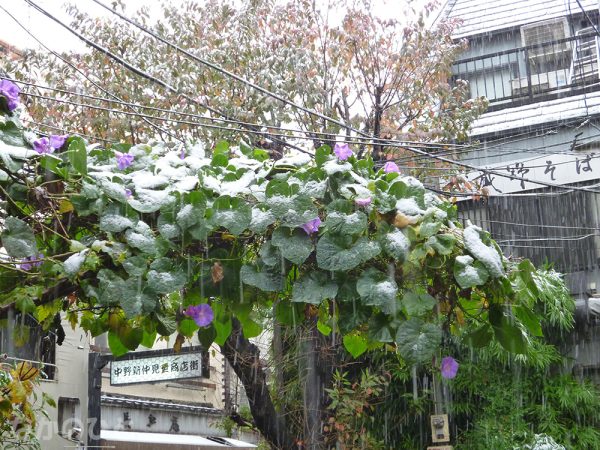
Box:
(444, 0), (598, 38)
(470, 90), (600, 136)
(102, 394), (222, 414)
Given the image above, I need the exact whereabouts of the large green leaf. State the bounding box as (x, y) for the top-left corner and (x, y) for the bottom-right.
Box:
(240, 264), (281, 291)
(291, 271), (338, 304)
(356, 268), (398, 314)
(197, 325), (217, 349)
(324, 211), (367, 235)
(402, 291), (437, 317)
(210, 198), (252, 236)
(67, 136), (87, 175)
(343, 333), (368, 358)
(427, 233), (456, 256)
(396, 318), (442, 364)
(147, 269), (187, 294)
(266, 194), (318, 227)
(213, 317), (233, 346)
(1, 217), (37, 258)
(122, 256), (148, 277)
(108, 331), (129, 357)
(514, 305), (543, 337)
(271, 227), (313, 265)
(464, 324), (493, 348)
(316, 235), (380, 271)
(0, 118), (26, 146)
(368, 313), (394, 342)
(489, 304), (528, 354)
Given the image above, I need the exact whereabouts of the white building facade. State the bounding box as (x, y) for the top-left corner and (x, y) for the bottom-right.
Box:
(443, 0), (600, 382)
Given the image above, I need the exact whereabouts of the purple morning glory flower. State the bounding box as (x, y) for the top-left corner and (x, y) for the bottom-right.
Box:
(383, 161), (400, 173)
(355, 197), (372, 207)
(125, 188), (132, 198)
(301, 217), (321, 235)
(179, 148), (186, 160)
(334, 143), (353, 161)
(115, 151), (135, 170)
(0, 79), (20, 111)
(19, 253), (44, 271)
(184, 303), (214, 327)
(441, 356), (458, 379)
(49, 134), (68, 150)
(33, 134), (69, 154)
(33, 137), (52, 154)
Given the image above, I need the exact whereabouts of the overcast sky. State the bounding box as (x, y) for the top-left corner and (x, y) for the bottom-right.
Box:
(0, 1), (418, 53)
(0, 0), (158, 52)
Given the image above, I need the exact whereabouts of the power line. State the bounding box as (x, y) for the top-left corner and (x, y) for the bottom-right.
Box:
(7, 77), (474, 153)
(30, 122), (117, 144)
(20, 91), (326, 143)
(25, 88), (600, 172)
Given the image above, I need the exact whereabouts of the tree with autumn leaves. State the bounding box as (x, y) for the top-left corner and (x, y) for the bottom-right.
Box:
(7, 0), (485, 158)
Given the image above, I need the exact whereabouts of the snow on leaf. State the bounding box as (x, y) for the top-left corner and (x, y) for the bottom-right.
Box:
(249, 208), (275, 233)
(463, 225), (504, 278)
(322, 159), (352, 175)
(99, 214), (134, 233)
(129, 188), (174, 213)
(356, 268), (398, 314)
(381, 229), (410, 262)
(453, 254), (490, 289)
(271, 227), (313, 265)
(63, 251), (87, 278)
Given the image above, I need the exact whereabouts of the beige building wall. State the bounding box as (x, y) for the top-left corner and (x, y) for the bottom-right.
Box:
(36, 318), (92, 450)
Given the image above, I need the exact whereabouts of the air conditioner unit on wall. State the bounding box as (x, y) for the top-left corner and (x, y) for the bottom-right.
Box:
(521, 18), (571, 57)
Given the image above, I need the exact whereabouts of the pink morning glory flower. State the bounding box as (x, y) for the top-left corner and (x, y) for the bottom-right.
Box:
(355, 197), (372, 207)
(184, 303), (214, 327)
(334, 143), (353, 161)
(383, 161), (400, 173)
(441, 356), (458, 379)
(301, 217), (321, 235)
(0, 79), (20, 111)
(33, 134), (68, 154)
(115, 151), (135, 170)
(19, 253), (44, 271)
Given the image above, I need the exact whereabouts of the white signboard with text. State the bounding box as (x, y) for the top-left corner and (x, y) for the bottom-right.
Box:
(110, 351), (203, 385)
(464, 152), (600, 195)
